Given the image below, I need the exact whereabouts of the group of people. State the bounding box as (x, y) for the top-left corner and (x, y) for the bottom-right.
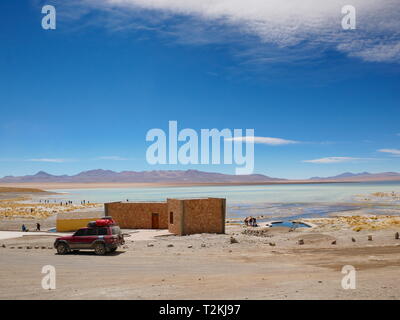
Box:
(21, 223), (41, 232)
(244, 216), (257, 227)
(39, 199), (55, 204)
(39, 199), (90, 205)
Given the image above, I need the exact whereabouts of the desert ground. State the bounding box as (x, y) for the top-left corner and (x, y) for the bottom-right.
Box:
(0, 223), (399, 299)
(0, 187), (399, 300)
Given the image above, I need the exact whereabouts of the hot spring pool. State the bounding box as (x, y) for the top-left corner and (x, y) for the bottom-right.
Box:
(270, 221), (310, 228)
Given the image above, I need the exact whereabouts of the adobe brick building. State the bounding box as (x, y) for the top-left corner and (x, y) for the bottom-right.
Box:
(167, 198), (226, 235)
(104, 201), (168, 229)
(104, 197), (226, 235)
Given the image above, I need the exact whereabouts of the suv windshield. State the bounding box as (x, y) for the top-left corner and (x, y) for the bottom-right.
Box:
(112, 226), (121, 235)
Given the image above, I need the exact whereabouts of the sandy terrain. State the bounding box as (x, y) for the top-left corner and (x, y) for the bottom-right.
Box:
(0, 224), (399, 300)
(0, 188), (399, 299)
(0, 188), (51, 201)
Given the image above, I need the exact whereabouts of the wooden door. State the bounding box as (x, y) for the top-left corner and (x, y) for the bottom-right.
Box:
(152, 213), (159, 229)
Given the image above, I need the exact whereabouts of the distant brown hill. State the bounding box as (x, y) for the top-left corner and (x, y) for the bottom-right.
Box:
(310, 172), (400, 181)
(0, 169), (281, 184)
(0, 170), (399, 184)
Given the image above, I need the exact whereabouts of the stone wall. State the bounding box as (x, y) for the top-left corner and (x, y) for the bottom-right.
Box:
(103, 198), (226, 235)
(56, 211), (103, 232)
(167, 198), (183, 235)
(105, 201), (168, 229)
(177, 198), (226, 235)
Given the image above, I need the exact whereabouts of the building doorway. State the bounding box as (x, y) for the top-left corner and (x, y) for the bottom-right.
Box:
(151, 213), (159, 229)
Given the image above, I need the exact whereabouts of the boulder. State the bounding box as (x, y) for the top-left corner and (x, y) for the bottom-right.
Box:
(230, 237), (238, 244)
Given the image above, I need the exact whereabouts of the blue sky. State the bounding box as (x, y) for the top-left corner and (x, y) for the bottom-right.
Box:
(0, 0), (399, 179)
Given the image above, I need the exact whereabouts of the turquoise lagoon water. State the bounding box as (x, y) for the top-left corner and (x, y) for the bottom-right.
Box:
(43, 181), (400, 221)
(269, 221), (311, 228)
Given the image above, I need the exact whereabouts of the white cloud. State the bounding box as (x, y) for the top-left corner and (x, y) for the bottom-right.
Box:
(63, 0), (400, 63)
(378, 148), (400, 156)
(27, 158), (71, 163)
(303, 157), (360, 164)
(225, 136), (298, 145)
(97, 156), (129, 160)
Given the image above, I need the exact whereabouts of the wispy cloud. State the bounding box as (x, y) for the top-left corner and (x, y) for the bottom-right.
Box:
(378, 148), (400, 156)
(225, 136), (298, 145)
(27, 158), (72, 163)
(303, 157), (361, 164)
(96, 156), (129, 161)
(60, 0), (400, 64)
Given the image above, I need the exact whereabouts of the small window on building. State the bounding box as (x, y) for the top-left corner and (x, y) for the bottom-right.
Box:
(169, 212), (174, 224)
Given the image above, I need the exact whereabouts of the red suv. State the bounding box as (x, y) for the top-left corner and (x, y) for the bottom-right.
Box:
(54, 217), (125, 255)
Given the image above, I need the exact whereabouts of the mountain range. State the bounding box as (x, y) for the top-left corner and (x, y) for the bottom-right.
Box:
(0, 169), (399, 184)
(0, 169), (280, 183)
(310, 171), (400, 181)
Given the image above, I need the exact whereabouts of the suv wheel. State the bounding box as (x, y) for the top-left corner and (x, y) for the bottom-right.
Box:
(56, 243), (69, 255)
(94, 243), (106, 255)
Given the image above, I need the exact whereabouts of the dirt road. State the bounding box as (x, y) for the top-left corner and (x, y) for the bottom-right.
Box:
(0, 226), (399, 299)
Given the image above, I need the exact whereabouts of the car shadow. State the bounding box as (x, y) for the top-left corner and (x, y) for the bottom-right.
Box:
(56, 250), (125, 256)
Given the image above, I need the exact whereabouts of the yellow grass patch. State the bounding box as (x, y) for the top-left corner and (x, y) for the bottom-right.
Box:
(0, 187), (46, 193)
(0, 199), (101, 219)
(308, 215), (400, 231)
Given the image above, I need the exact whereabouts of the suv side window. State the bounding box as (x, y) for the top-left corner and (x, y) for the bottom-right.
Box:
(74, 229), (86, 236)
(97, 228), (108, 236)
(86, 228), (97, 236)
